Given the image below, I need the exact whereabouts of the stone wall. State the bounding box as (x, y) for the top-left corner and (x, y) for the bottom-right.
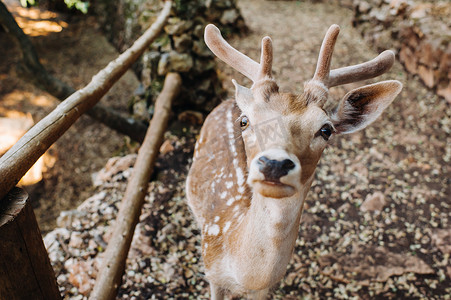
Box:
(353, 0), (451, 103)
(91, 0), (246, 119)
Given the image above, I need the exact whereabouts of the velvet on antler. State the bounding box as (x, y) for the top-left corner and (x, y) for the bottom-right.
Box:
(305, 24), (396, 106)
(204, 24), (274, 86)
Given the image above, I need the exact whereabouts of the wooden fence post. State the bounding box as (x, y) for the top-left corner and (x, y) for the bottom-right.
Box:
(89, 72), (181, 300)
(0, 188), (61, 300)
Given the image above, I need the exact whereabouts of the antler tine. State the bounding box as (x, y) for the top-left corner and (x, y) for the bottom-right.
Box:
(328, 50), (395, 87)
(312, 24), (340, 84)
(258, 36), (273, 81)
(204, 24), (273, 84)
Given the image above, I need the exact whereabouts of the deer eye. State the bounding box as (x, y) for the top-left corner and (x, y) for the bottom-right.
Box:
(318, 123), (334, 140)
(240, 116), (250, 130)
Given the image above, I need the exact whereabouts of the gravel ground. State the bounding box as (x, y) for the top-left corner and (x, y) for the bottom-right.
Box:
(43, 0), (450, 299)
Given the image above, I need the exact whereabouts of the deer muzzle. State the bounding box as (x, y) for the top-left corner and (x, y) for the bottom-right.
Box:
(248, 149), (301, 198)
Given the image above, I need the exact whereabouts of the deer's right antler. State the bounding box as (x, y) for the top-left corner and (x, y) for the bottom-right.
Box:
(305, 24), (396, 106)
(328, 50), (395, 87)
(204, 24), (273, 85)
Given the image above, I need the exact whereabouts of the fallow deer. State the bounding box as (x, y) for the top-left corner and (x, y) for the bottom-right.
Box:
(186, 24), (402, 299)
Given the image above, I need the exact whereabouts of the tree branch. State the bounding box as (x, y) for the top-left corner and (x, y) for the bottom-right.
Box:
(0, 0), (174, 201)
(0, 1), (147, 143)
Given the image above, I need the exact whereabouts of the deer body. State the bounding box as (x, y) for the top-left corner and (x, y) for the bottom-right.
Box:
(186, 24), (402, 299)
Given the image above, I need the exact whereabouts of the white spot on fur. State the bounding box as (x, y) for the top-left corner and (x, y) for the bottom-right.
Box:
(226, 197), (235, 206)
(236, 167), (245, 187)
(224, 221), (231, 233)
(220, 191), (227, 199)
(226, 181), (233, 189)
(208, 224), (220, 236)
(214, 216), (220, 223)
(226, 108), (246, 195)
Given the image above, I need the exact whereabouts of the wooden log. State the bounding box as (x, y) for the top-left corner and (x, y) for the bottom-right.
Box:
(0, 0), (173, 201)
(89, 72), (182, 300)
(0, 187), (61, 300)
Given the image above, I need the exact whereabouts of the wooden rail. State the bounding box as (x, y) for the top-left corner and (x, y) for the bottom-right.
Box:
(90, 72), (181, 300)
(0, 0), (173, 201)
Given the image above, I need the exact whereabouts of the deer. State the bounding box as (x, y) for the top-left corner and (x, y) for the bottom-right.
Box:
(186, 23), (402, 299)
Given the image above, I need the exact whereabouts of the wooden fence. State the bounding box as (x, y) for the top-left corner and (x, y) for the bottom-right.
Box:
(0, 2), (182, 299)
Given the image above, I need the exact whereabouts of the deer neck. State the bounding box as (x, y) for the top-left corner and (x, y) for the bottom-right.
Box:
(226, 178), (313, 290)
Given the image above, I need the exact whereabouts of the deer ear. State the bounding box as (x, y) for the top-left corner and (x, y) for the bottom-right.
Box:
(232, 79), (253, 112)
(331, 80), (402, 134)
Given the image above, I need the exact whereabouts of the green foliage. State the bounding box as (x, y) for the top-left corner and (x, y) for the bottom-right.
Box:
(64, 0), (89, 14)
(19, 0), (90, 14)
(20, 0), (36, 7)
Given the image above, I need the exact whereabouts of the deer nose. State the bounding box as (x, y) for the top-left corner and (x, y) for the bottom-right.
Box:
(257, 156), (296, 181)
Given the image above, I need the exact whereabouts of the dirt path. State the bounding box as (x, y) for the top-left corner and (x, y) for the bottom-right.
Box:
(0, 2), (139, 232)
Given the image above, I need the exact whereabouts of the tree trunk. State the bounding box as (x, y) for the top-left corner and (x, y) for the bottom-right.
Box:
(0, 188), (61, 300)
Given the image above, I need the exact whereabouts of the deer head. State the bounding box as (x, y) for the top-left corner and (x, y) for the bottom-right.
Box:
(204, 24), (401, 200)
(186, 24), (402, 298)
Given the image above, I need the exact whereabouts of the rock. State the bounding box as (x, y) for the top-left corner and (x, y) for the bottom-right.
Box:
(220, 9), (239, 24)
(192, 40), (213, 57)
(66, 259), (96, 295)
(132, 99), (150, 121)
(418, 40), (441, 69)
(357, 1), (372, 14)
(178, 110), (204, 125)
(418, 65), (435, 88)
(437, 83), (451, 104)
(160, 139), (175, 154)
(360, 191), (386, 212)
(193, 58), (216, 74)
(158, 51), (193, 75)
(370, 6), (391, 23)
(57, 210), (87, 228)
(410, 4), (430, 20)
(192, 24), (204, 39)
(173, 33), (192, 52)
(93, 154), (137, 186)
(69, 232), (84, 249)
(399, 46), (417, 74)
(353, 0), (451, 102)
(164, 19), (193, 35)
(430, 228), (451, 255)
(389, 0), (409, 14)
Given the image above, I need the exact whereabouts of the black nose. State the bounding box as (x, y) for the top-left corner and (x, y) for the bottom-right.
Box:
(257, 156), (296, 182)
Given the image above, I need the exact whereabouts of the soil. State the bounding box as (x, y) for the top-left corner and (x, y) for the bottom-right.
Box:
(1, 0), (450, 299)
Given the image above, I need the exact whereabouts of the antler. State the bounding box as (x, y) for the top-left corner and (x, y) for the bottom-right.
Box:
(328, 50), (395, 87)
(312, 24), (340, 85)
(204, 24), (273, 85)
(305, 24), (395, 105)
